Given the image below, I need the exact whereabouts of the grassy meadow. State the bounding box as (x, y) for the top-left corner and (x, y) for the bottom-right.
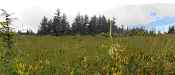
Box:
(1, 35), (175, 75)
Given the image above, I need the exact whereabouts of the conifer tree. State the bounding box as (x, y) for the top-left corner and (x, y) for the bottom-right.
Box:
(38, 16), (49, 35)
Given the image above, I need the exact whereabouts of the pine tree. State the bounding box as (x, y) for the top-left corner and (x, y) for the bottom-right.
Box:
(52, 9), (62, 36)
(88, 15), (112, 34)
(168, 26), (175, 33)
(60, 14), (70, 34)
(47, 19), (53, 34)
(38, 16), (49, 35)
(101, 15), (108, 33)
(52, 9), (70, 36)
(38, 9), (70, 36)
(88, 15), (98, 34)
(72, 14), (90, 34)
(83, 15), (89, 34)
(72, 14), (83, 34)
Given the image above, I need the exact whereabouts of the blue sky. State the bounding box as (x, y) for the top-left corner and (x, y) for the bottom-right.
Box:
(129, 10), (175, 32)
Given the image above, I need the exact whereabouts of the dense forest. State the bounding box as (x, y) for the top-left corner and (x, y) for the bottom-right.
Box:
(16, 9), (175, 36)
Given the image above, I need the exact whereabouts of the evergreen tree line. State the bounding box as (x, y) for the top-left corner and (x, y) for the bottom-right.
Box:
(18, 9), (175, 36)
(37, 9), (123, 36)
(168, 26), (175, 33)
(37, 9), (70, 36)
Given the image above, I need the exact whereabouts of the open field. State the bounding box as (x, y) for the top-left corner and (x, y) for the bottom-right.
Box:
(1, 35), (175, 75)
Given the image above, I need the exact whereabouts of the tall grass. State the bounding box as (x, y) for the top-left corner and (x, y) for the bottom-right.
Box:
(1, 35), (175, 74)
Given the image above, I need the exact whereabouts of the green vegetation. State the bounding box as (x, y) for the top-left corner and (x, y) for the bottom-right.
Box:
(1, 35), (175, 75)
(1, 8), (175, 75)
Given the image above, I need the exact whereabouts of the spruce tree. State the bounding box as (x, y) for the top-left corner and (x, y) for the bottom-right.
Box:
(72, 14), (89, 34)
(52, 9), (62, 36)
(61, 14), (70, 34)
(38, 16), (49, 35)
(168, 26), (175, 33)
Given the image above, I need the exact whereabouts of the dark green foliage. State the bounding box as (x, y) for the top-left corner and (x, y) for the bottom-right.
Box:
(0, 9), (16, 74)
(37, 9), (121, 36)
(168, 26), (175, 33)
(17, 30), (35, 35)
(126, 27), (156, 36)
(127, 28), (146, 36)
(88, 15), (118, 35)
(88, 15), (109, 34)
(61, 14), (70, 34)
(38, 9), (70, 36)
(38, 16), (49, 35)
(72, 14), (89, 34)
(37, 9), (160, 36)
(52, 9), (70, 36)
(0, 9), (15, 50)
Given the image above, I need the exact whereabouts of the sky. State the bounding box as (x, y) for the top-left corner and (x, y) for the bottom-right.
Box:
(1, 0), (175, 32)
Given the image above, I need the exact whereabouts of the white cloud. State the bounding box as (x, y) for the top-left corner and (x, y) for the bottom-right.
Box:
(1, 0), (175, 32)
